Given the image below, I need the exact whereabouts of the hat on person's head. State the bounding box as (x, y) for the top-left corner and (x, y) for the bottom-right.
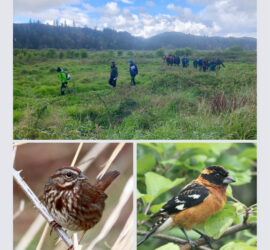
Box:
(57, 67), (61, 72)
(129, 60), (133, 63)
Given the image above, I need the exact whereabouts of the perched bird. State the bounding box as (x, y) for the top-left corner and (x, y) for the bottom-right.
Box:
(43, 166), (120, 243)
(137, 165), (235, 249)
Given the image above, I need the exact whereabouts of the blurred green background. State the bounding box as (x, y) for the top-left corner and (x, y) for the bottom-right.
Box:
(137, 143), (257, 250)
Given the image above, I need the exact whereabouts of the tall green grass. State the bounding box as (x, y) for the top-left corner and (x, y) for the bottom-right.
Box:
(13, 50), (257, 139)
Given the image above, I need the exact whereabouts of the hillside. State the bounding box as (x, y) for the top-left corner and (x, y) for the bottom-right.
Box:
(13, 23), (256, 51)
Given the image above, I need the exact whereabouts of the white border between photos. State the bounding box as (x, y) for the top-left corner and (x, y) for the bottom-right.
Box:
(0, 0), (12, 249)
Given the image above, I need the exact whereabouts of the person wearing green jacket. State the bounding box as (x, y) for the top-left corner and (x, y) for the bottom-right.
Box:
(57, 67), (68, 95)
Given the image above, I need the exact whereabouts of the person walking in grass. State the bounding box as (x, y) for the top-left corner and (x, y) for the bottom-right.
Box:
(108, 61), (118, 88)
(57, 67), (69, 95)
(129, 60), (138, 85)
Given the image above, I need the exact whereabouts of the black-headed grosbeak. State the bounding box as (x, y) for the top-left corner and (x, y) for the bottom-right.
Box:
(137, 165), (236, 249)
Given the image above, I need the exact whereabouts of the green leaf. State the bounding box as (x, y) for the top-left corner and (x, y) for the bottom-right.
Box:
(145, 172), (185, 199)
(226, 185), (233, 199)
(204, 204), (236, 239)
(238, 148), (257, 160)
(178, 148), (211, 161)
(137, 213), (151, 221)
(150, 203), (166, 213)
(216, 154), (245, 171)
(209, 143), (232, 155)
(137, 153), (156, 175)
(161, 158), (181, 167)
(156, 242), (179, 250)
(137, 189), (155, 204)
(220, 242), (257, 250)
(139, 143), (164, 155)
(137, 189), (144, 200)
(141, 194), (155, 204)
(230, 170), (252, 186)
(175, 143), (211, 152)
(233, 202), (245, 224)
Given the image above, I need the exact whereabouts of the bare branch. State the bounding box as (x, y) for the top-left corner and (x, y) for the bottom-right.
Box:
(36, 223), (49, 250)
(13, 200), (25, 220)
(97, 143), (126, 179)
(79, 143), (110, 172)
(137, 221), (256, 250)
(13, 168), (73, 248)
(86, 176), (134, 250)
(71, 143), (84, 167)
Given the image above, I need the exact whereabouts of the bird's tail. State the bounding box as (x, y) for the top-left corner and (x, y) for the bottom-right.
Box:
(137, 216), (172, 247)
(95, 170), (120, 192)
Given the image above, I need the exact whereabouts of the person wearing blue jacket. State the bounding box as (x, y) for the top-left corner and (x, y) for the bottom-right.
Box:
(129, 60), (138, 85)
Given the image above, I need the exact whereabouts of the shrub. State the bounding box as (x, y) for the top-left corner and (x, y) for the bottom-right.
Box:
(59, 51), (65, 59)
(46, 48), (57, 58)
(184, 47), (193, 56)
(80, 49), (89, 58)
(127, 51), (134, 57)
(117, 50), (123, 56)
(228, 46), (244, 53)
(66, 49), (74, 58)
(156, 48), (165, 57)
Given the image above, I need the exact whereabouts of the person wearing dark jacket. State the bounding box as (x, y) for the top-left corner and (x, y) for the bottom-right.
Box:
(108, 61), (118, 87)
(175, 56), (180, 66)
(129, 60), (138, 85)
(193, 59), (198, 69)
(198, 58), (203, 71)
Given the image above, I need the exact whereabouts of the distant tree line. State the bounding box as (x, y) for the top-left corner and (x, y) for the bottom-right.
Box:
(13, 23), (256, 51)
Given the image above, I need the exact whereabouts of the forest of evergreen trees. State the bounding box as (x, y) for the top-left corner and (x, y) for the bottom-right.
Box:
(13, 23), (256, 51)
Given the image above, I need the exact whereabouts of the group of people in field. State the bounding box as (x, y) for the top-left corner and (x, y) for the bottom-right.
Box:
(108, 60), (138, 88)
(163, 55), (190, 68)
(193, 58), (225, 72)
(57, 60), (138, 95)
(57, 55), (225, 95)
(163, 55), (225, 72)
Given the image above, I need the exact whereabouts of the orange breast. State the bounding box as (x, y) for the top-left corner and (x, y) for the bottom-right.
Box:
(171, 187), (226, 230)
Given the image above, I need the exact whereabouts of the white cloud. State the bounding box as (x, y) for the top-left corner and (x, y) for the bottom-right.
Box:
(119, 0), (133, 4)
(83, 2), (120, 16)
(166, 0), (256, 37)
(146, 1), (155, 7)
(198, 0), (256, 37)
(104, 2), (120, 15)
(20, 7), (90, 27)
(14, 0), (80, 14)
(14, 0), (257, 38)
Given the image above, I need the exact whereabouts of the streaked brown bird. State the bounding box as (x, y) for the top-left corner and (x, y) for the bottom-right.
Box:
(43, 166), (120, 243)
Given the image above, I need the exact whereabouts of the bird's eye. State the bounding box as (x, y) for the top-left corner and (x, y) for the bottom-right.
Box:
(66, 172), (72, 177)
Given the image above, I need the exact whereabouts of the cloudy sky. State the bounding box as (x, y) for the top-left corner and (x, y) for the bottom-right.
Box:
(13, 0), (257, 38)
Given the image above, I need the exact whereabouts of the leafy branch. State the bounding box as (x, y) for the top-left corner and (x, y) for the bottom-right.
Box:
(137, 221), (256, 249)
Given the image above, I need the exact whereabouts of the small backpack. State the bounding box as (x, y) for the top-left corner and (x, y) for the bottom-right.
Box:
(66, 72), (71, 80)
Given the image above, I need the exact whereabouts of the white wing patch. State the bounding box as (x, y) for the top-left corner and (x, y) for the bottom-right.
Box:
(188, 194), (201, 199)
(176, 204), (185, 210)
(156, 217), (174, 233)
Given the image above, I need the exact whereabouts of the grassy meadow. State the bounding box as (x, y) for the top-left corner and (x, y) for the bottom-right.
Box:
(13, 49), (257, 139)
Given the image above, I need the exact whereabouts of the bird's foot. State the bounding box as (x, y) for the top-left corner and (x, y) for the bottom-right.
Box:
(49, 220), (60, 235)
(187, 239), (197, 249)
(200, 234), (213, 248)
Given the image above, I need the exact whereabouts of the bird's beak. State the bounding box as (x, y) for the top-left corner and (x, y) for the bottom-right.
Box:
(78, 173), (88, 180)
(223, 175), (236, 184)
